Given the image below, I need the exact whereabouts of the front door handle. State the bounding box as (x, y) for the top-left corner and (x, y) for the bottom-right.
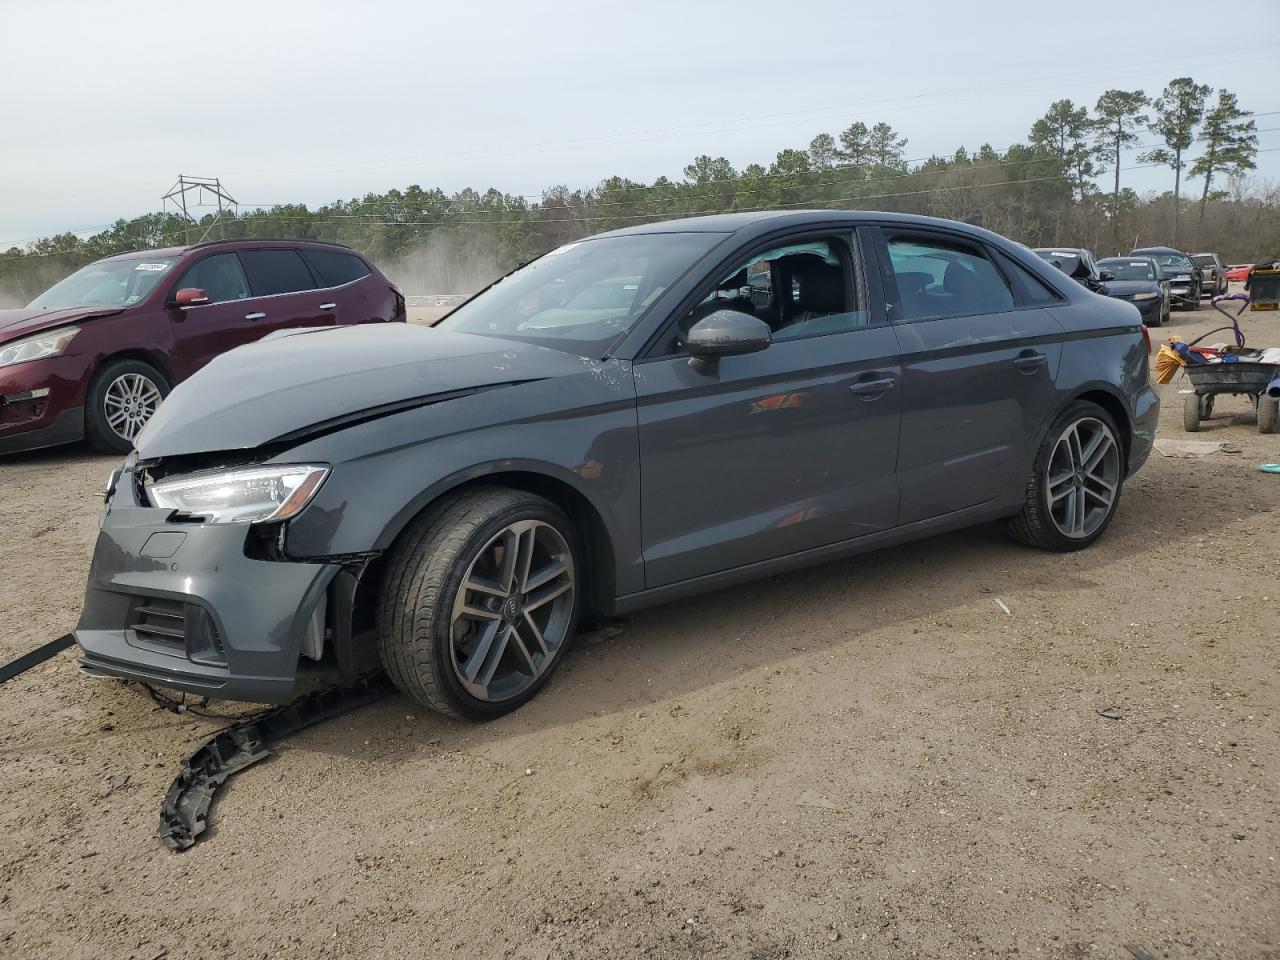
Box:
(849, 377), (896, 397)
(245, 312), (266, 321)
(319, 302), (336, 310)
(1013, 352), (1047, 372)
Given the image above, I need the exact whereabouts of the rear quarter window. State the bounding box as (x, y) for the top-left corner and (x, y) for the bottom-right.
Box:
(302, 249), (371, 287)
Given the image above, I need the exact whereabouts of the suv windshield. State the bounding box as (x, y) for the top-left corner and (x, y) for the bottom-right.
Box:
(29, 256), (178, 310)
(438, 233), (723, 354)
(1135, 251), (1192, 271)
(1099, 259), (1156, 281)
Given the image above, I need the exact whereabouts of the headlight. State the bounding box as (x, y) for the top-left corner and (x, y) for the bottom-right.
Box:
(0, 326), (79, 369)
(146, 464), (328, 524)
(1133, 292), (1158, 301)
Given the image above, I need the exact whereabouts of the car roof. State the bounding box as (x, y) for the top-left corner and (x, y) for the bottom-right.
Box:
(589, 209), (1016, 242)
(96, 237), (357, 263)
(1130, 246), (1185, 254)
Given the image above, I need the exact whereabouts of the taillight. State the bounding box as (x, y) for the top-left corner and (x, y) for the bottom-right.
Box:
(1139, 324), (1152, 355)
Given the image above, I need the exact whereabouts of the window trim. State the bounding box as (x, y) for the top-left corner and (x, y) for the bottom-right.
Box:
(638, 228), (879, 361)
(872, 226), (1049, 324)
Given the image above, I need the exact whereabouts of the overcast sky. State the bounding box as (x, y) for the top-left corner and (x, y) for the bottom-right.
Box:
(1, 0), (1277, 246)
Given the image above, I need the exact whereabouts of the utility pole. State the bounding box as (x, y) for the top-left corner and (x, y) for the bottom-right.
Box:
(162, 175), (237, 244)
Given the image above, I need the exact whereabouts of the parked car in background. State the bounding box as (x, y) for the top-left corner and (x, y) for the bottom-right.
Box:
(77, 211), (1158, 719)
(1191, 252), (1228, 298)
(1096, 256), (1170, 326)
(1032, 247), (1104, 291)
(0, 239), (404, 455)
(1225, 263), (1252, 283)
(1129, 246), (1201, 309)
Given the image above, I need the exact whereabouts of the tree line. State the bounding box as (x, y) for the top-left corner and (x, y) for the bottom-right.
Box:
(1, 75), (1269, 302)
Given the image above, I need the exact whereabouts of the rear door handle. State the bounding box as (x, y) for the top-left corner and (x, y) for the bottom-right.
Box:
(319, 302), (336, 310)
(245, 312), (266, 321)
(849, 377), (896, 397)
(1013, 352), (1047, 372)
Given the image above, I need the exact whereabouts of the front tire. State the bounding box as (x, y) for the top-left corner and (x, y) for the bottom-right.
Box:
(84, 359), (170, 454)
(1009, 401), (1124, 552)
(377, 488), (581, 720)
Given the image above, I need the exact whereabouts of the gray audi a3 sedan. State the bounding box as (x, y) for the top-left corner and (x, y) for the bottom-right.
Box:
(76, 211), (1158, 719)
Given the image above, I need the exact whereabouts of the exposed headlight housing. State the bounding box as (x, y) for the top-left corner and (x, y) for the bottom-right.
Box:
(1173, 274), (1191, 282)
(146, 464), (328, 524)
(0, 326), (79, 369)
(1133, 292), (1159, 301)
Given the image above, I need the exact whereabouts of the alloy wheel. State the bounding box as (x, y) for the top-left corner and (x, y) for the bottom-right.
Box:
(448, 519), (575, 702)
(1045, 416), (1121, 539)
(103, 373), (163, 442)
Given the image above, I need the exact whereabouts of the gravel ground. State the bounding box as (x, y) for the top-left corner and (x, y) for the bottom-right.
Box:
(1, 304), (1277, 960)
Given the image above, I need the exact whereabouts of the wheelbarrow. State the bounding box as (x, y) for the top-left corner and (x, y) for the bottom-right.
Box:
(1181, 294), (1280, 433)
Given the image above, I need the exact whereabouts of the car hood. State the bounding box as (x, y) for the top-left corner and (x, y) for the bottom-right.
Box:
(1101, 280), (1160, 297)
(0, 305), (125, 340)
(135, 323), (595, 458)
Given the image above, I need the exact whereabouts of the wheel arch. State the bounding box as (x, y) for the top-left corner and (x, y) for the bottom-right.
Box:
(1059, 385), (1133, 468)
(89, 348), (177, 389)
(366, 464), (621, 625)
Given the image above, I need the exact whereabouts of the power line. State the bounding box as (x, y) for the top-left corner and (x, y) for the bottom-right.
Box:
(221, 47), (1280, 179)
(10, 146), (1277, 262)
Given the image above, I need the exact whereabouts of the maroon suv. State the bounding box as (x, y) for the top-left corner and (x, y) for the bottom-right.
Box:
(0, 239), (405, 455)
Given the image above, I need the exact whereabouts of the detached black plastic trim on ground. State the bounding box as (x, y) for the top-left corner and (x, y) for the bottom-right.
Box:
(158, 673), (395, 850)
(0, 633), (75, 684)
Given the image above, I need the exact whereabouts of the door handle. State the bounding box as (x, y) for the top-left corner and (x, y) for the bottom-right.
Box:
(319, 302), (336, 310)
(849, 377), (895, 397)
(245, 312), (266, 321)
(1013, 352), (1047, 372)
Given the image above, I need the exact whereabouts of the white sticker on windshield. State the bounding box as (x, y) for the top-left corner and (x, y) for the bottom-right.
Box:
(124, 294), (141, 305)
(545, 242), (581, 257)
(1130, 262), (1146, 267)
(134, 262), (171, 272)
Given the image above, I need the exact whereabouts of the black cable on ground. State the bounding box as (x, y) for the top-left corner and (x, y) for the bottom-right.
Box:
(0, 634), (75, 685)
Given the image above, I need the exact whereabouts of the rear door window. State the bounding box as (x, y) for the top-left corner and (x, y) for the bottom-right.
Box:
(301, 249), (371, 287)
(884, 234), (1015, 320)
(173, 253), (250, 304)
(238, 249), (317, 297)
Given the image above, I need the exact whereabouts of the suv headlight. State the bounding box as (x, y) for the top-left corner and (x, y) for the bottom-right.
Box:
(1133, 292), (1158, 301)
(146, 464), (328, 524)
(0, 326), (80, 369)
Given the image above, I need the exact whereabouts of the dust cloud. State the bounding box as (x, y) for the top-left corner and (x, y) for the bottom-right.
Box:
(380, 233), (502, 297)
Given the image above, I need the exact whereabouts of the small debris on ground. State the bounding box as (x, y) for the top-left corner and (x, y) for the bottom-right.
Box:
(1096, 706), (1125, 720)
(994, 599), (1011, 616)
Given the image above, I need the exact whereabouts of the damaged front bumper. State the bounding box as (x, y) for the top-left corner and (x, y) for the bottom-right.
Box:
(75, 467), (341, 704)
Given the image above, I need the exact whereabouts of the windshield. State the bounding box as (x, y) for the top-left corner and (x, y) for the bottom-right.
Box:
(1135, 251), (1192, 271)
(1099, 259), (1156, 281)
(437, 232), (724, 354)
(29, 256), (178, 310)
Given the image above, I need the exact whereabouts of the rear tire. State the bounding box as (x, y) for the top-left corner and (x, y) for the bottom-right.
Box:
(84, 359), (170, 454)
(1008, 401), (1124, 552)
(377, 487), (581, 720)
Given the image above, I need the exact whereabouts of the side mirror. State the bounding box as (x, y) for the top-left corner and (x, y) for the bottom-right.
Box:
(173, 287), (210, 307)
(685, 310), (771, 371)
(1098, 271), (1115, 282)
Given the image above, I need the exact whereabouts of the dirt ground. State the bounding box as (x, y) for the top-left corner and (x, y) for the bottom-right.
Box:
(1, 304), (1277, 960)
